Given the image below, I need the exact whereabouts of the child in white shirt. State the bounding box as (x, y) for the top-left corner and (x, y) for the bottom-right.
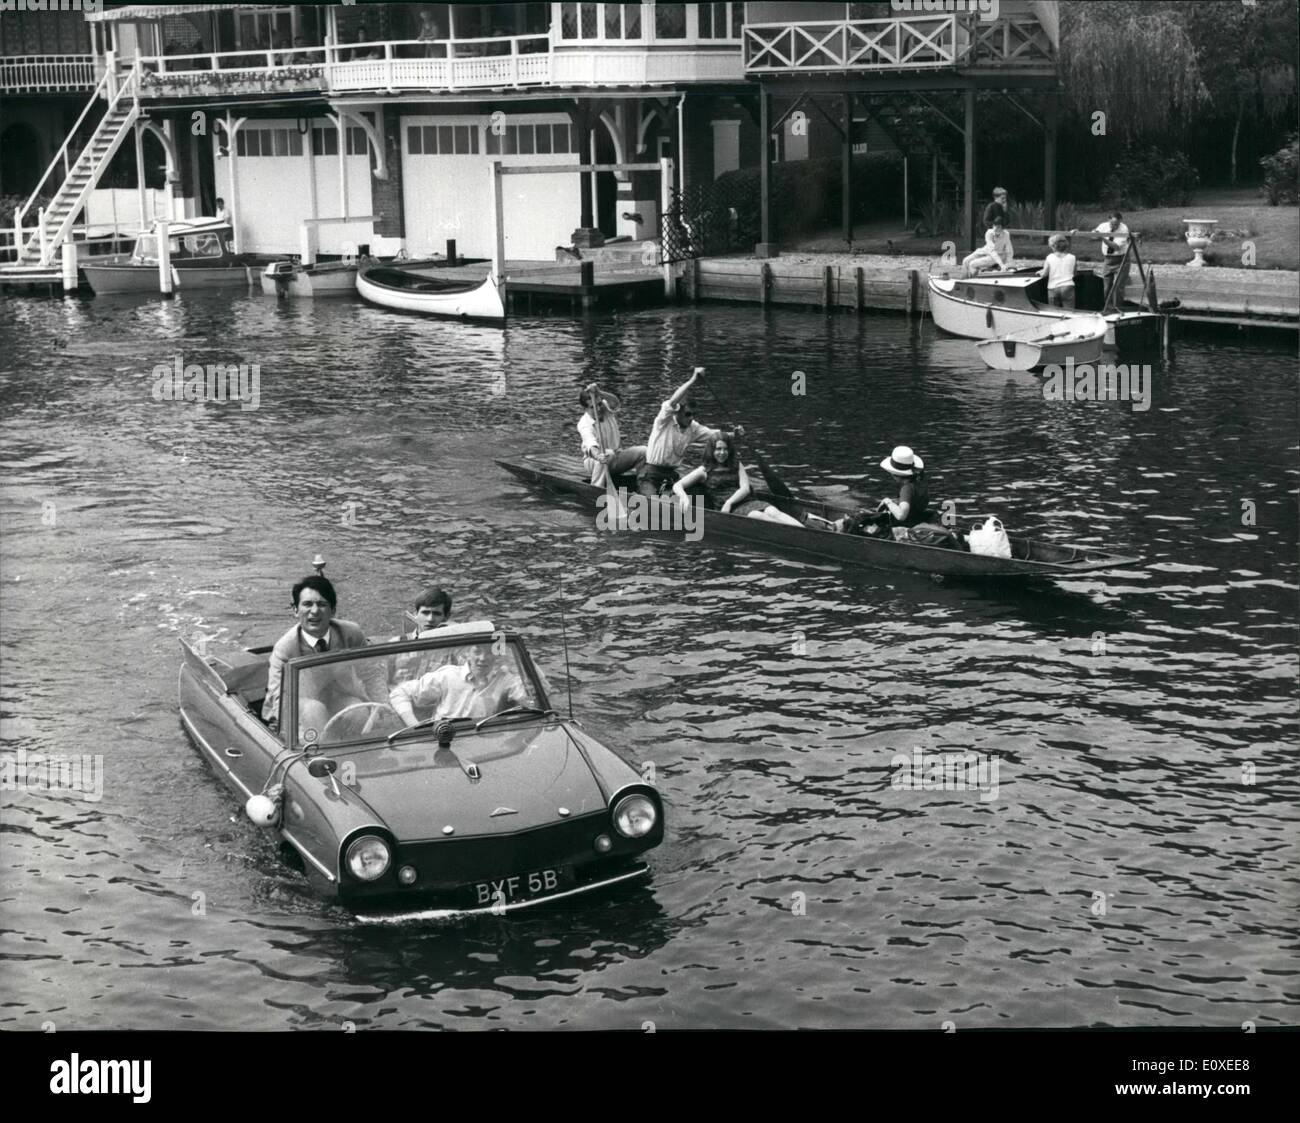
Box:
(1038, 234), (1077, 308)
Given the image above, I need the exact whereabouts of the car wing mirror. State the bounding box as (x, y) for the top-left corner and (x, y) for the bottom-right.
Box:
(307, 755), (341, 797)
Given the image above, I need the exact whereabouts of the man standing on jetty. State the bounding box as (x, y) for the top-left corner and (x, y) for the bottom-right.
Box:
(635, 367), (740, 499)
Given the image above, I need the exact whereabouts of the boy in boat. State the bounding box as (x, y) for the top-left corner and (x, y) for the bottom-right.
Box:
(1038, 234), (1077, 309)
(961, 214), (1014, 277)
(635, 367), (740, 499)
(578, 383), (645, 488)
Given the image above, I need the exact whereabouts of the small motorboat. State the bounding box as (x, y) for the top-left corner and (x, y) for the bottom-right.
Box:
(976, 313), (1108, 371)
(356, 262), (504, 322)
(261, 258), (359, 298)
(81, 217), (279, 294)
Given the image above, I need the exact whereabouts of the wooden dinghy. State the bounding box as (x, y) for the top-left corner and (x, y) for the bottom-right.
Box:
(356, 263), (505, 321)
(976, 313), (1108, 371)
(495, 455), (1142, 580)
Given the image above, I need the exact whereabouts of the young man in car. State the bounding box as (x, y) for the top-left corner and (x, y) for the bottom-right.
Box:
(262, 575), (369, 733)
(390, 642), (532, 726)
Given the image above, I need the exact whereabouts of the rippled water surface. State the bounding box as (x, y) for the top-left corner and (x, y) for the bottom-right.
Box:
(1, 290), (1296, 1030)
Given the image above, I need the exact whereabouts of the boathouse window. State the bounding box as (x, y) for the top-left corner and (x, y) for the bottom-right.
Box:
(654, 3), (687, 38)
(484, 123), (575, 156)
(697, 3), (742, 39)
(559, 3), (643, 41)
(235, 128), (302, 158)
(407, 124), (480, 156)
(311, 127), (338, 156)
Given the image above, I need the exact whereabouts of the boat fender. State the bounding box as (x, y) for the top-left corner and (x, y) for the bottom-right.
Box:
(985, 306), (995, 330)
(245, 783), (284, 827)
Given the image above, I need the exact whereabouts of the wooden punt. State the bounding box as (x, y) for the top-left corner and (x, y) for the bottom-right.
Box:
(496, 455), (1142, 580)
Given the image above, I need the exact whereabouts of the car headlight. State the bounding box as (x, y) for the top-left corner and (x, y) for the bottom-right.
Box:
(344, 835), (391, 881)
(612, 793), (657, 839)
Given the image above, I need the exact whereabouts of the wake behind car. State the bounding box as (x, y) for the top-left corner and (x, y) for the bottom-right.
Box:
(177, 620), (662, 919)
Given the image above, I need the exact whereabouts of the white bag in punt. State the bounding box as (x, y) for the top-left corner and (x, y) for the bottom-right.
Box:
(968, 517), (1012, 558)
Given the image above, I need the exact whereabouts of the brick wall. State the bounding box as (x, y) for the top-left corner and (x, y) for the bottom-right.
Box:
(371, 106), (404, 239)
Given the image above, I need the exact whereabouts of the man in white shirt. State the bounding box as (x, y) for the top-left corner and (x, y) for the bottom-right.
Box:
(635, 367), (740, 499)
(1038, 234), (1077, 308)
(1075, 212), (1130, 303)
(390, 643), (531, 726)
(577, 384), (645, 487)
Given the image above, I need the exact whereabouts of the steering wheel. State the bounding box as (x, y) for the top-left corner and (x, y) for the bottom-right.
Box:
(320, 701), (402, 742)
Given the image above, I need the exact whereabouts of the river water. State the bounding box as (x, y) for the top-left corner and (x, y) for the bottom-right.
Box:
(1, 290), (1296, 1030)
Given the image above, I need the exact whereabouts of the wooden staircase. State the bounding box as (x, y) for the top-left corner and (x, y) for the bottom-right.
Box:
(2, 67), (140, 282)
(861, 94), (963, 220)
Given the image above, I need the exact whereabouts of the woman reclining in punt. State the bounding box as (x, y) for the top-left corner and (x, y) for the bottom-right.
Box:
(672, 432), (803, 526)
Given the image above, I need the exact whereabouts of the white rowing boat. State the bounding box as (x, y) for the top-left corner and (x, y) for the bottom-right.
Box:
(356, 263), (505, 321)
(976, 313), (1108, 371)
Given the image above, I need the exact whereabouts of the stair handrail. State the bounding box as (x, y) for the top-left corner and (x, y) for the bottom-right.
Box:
(14, 65), (138, 258)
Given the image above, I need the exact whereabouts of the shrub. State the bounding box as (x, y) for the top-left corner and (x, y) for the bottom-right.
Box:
(915, 197), (960, 236)
(1101, 146), (1200, 209)
(1260, 134), (1299, 206)
(712, 153), (904, 238)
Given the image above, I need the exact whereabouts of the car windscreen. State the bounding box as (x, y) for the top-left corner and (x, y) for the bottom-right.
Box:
(294, 638), (543, 748)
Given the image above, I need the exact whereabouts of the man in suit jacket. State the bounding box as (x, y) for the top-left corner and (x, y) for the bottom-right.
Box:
(263, 575), (369, 735)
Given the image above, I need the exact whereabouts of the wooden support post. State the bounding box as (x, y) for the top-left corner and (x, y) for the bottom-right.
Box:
(580, 260), (594, 287)
(931, 152), (938, 228)
(760, 261), (771, 306)
(903, 156), (909, 230)
(907, 269), (918, 317)
(823, 265), (833, 312)
(963, 87), (976, 249)
(1043, 93), (1058, 231)
(841, 93), (852, 245)
(855, 266), (864, 313)
(691, 256), (700, 302)
(446, 238), (457, 265)
(488, 160), (505, 285)
(759, 90), (771, 248)
(659, 155), (673, 297)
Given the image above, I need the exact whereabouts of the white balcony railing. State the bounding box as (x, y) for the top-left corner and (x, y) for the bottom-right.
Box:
(124, 29), (747, 96)
(1, 54), (97, 93)
(744, 14), (1054, 74)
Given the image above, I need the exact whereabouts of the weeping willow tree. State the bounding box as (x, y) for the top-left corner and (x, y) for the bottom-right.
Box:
(1059, 0), (1209, 142)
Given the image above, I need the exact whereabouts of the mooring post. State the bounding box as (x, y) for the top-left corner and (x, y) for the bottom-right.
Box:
(61, 240), (78, 293)
(855, 266), (864, 313)
(823, 265), (833, 312)
(580, 259), (594, 288)
(157, 216), (173, 296)
(446, 238), (457, 266)
(691, 256), (700, 302)
(760, 262), (771, 306)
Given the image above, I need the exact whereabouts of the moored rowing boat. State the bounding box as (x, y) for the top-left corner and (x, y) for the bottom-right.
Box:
(356, 262), (505, 321)
(976, 313), (1108, 371)
(496, 455), (1141, 580)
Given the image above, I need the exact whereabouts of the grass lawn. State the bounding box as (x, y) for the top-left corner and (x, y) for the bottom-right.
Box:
(790, 188), (1299, 271)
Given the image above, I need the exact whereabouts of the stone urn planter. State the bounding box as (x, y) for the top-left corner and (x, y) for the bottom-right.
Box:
(1182, 218), (1218, 267)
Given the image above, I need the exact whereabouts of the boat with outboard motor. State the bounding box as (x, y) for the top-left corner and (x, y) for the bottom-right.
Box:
(356, 261), (505, 321)
(260, 258), (358, 297)
(495, 454), (1141, 580)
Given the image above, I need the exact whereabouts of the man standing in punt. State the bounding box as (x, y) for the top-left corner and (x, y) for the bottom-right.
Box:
(634, 367), (740, 499)
(578, 383), (645, 488)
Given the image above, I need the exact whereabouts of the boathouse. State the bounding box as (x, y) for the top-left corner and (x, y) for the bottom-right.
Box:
(3, 2), (1062, 279)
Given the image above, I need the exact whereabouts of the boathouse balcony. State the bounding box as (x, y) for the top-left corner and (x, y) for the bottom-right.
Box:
(87, 3), (747, 100)
(0, 55), (97, 94)
(743, 1), (1057, 81)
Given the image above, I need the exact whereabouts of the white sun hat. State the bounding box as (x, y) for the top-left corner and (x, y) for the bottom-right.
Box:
(879, 446), (924, 476)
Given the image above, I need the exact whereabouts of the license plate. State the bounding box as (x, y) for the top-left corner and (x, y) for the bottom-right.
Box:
(470, 867), (573, 909)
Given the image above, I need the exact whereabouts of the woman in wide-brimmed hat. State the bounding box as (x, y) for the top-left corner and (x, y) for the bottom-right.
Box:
(836, 446), (931, 537)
